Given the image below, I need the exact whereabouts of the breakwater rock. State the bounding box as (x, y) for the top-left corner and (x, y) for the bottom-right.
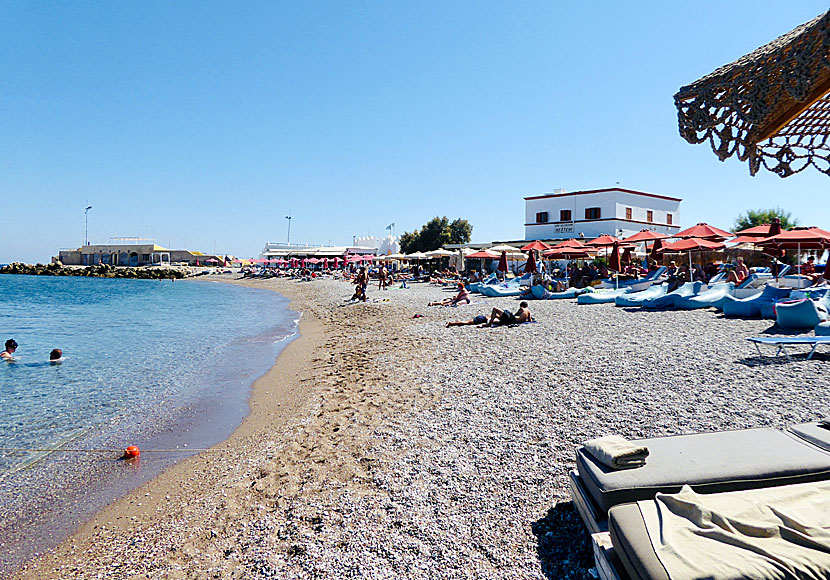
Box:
(0, 262), (186, 279)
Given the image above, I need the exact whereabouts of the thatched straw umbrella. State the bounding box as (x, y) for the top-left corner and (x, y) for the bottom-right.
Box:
(675, 11), (830, 177)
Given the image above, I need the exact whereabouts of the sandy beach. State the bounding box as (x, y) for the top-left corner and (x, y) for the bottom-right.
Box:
(11, 276), (830, 579)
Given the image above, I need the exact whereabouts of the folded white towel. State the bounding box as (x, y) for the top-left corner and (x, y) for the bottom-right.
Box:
(583, 435), (649, 470)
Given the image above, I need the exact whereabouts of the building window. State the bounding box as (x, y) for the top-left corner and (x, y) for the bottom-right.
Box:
(560, 209), (572, 221)
(667, 213), (673, 225)
(647, 210), (653, 223)
(625, 207), (632, 220)
(536, 211), (548, 223)
(585, 207), (601, 220)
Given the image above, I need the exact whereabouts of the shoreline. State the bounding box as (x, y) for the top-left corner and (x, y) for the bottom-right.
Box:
(12, 277), (829, 579)
(11, 277), (325, 579)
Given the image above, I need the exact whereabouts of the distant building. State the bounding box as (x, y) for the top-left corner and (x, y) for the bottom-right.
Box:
(524, 187), (682, 240)
(58, 244), (221, 266)
(259, 242), (378, 259)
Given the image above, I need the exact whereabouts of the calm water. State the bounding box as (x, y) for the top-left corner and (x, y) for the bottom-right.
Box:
(0, 275), (297, 570)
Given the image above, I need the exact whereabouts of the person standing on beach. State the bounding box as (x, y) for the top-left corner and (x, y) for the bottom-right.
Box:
(1, 339), (18, 361)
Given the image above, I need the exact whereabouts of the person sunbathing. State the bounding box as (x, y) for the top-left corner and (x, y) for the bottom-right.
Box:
(446, 314), (489, 327)
(429, 283), (470, 306)
(727, 256), (749, 284)
(485, 302), (532, 327)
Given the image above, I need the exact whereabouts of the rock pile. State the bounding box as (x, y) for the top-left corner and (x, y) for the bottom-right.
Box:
(0, 262), (186, 279)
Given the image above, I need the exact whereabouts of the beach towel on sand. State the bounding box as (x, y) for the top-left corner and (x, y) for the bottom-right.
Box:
(583, 435), (649, 469)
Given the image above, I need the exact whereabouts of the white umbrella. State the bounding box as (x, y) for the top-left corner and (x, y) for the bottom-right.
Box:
(426, 248), (454, 257)
(406, 252), (429, 259)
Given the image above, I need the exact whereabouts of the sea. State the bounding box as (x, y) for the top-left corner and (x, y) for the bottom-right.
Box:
(0, 274), (298, 572)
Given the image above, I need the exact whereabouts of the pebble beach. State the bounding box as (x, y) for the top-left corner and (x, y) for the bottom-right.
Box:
(12, 276), (830, 579)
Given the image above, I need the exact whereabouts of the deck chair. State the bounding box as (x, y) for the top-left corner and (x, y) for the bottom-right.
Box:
(569, 420), (830, 535)
(747, 336), (830, 360)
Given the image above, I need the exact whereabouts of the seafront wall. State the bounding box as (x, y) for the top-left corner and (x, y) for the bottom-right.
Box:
(0, 262), (187, 279)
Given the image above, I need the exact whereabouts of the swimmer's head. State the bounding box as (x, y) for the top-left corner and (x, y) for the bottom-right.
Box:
(5, 339), (17, 351)
(50, 348), (63, 361)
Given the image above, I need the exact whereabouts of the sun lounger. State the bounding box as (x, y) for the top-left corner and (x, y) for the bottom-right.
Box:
(598, 267), (666, 290)
(596, 479), (830, 580)
(747, 336), (830, 360)
(721, 284), (791, 317)
(674, 282), (735, 310)
(614, 284), (667, 307)
(577, 287), (632, 304)
(569, 421), (830, 534)
(639, 282), (704, 310)
(773, 290), (830, 329)
(530, 285), (591, 299)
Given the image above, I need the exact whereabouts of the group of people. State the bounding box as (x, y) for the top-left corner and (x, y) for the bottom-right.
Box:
(1, 339), (63, 363)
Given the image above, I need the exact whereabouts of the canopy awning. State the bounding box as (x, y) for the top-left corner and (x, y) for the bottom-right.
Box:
(675, 11), (830, 177)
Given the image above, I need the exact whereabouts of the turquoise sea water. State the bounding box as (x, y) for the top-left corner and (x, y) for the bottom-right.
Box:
(0, 275), (297, 570)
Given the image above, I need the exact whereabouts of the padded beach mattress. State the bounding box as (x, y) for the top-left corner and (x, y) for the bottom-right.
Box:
(576, 424), (830, 515)
(608, 480), (830, 580)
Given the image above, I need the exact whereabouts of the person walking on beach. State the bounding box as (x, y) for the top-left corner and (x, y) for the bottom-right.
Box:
(378, 265), (388, 290)
(1, 339), (18, 361)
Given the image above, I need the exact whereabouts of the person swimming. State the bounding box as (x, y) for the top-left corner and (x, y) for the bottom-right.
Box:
(1, 339), (17, 361)
(50, 348), (63, 362)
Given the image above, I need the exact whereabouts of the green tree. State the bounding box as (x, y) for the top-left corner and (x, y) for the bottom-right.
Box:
(399, 216), (473, 253)
(399, 230), (419, 254)
(734, 208), (799, 231)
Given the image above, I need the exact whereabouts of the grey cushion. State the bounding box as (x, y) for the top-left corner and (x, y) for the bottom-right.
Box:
(789, 420), (830, 453)
(609, 503), (670, 580)
(576, 427), (830, 514)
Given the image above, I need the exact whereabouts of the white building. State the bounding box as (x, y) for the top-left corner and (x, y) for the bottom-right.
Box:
(353, 235), (399, 255)
(524, 187), (682, 240)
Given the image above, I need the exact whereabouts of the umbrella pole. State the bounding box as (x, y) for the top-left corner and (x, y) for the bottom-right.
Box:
(798, 242), (801, 276)
(688, 251), (693, 282)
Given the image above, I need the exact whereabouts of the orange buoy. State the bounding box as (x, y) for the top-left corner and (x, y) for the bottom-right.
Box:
(122, 445), (140, 459)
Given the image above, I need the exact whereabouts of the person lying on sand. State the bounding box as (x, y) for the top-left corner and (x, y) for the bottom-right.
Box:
(445, 302), (532, 328)
(429, 282), (470, 306)
(486, 302), (532, 327)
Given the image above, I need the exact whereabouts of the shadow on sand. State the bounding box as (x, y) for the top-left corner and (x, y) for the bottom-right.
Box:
(532, 501), (595, 580)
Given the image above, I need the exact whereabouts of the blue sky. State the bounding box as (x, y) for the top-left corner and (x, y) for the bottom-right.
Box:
(2, 1), (827, 263)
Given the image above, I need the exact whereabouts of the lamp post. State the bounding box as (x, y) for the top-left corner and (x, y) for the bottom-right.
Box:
(84, 205), (93, 246)
(285, 214), (292, 245)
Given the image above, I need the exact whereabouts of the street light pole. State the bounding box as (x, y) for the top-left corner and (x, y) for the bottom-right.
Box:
(84, 205), (93, 246)
(285, 213), (292, 245)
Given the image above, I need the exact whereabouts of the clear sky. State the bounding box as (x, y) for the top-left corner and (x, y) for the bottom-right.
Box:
(2, 1), (828, 263)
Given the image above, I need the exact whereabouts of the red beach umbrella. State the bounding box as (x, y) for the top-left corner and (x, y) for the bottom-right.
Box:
(543, 247), (592, 259)
(466, 250), (498, 259)
(608, 242), (621, 272)
(622, 230), (669, 243)
(586, 234), (623, 247)
(650, 238), (664, 260)
(673, 223), (733, 241)
(551, 238), (588, 249)
(734, 224), (776, 237)
(497, 251), (509, 273)
(757, 225), (830, 274)
(521, 240), (552, 251)
(663, 237), (726, 280)
(524, 251), (537, 273)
